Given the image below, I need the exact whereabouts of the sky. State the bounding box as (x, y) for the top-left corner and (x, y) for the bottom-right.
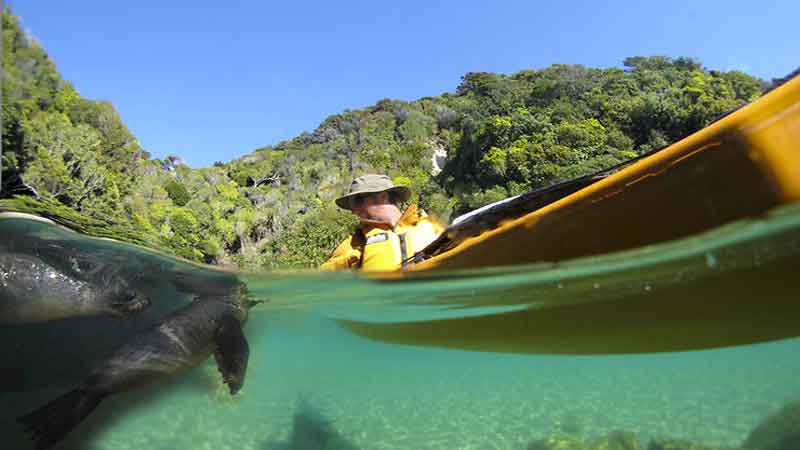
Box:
(8, 0), (799, 168)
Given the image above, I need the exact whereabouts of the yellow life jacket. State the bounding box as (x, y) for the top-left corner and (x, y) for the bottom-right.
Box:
(320, 204), (443, 272)
(360, 214), (440, 271)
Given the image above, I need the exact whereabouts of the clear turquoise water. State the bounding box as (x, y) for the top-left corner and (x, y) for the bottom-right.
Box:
(55, 317), (800, 450)
(2, 207), (800, 449)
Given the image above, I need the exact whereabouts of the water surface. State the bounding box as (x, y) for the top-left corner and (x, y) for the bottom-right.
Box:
(1, 206), (799, 449)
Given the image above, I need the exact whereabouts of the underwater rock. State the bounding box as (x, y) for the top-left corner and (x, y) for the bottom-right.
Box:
(558, 414), (585, 436)
(527, 433), (586, 450)
(262, 399), (359, 450)
(587, 430), (641, 450)
(742, 400), (800, 450)
(529, 430), (642, 450)
(646, 437), (731, 450)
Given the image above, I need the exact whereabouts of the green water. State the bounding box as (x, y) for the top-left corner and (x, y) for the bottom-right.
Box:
(2, 205), (800, 449)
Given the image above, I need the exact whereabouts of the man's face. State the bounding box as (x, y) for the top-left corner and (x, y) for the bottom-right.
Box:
(350, 191), (398, 224)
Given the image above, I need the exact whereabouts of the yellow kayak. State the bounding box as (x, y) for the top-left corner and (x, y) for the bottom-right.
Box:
(339, 71), (800, 354)
(414, 71), (800, 272)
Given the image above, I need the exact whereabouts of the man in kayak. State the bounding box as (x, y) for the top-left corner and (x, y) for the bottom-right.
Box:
(321, 174), (443, 271)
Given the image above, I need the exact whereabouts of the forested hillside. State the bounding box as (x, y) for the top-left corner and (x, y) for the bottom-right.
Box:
(0, 9), (768, 269)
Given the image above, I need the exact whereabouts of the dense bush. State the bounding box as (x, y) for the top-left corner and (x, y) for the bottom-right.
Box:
(0, 8), (770, 268)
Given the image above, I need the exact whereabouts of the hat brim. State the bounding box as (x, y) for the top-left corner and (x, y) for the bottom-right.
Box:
(335, 186), (412, 210)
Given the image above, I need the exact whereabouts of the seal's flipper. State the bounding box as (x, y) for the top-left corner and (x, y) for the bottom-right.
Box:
(213, 315), (249, 395)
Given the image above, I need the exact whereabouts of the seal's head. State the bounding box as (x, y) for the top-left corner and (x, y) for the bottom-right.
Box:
(223, 282), (265, 322)
(94, 267), (151, 318)
(103, 285), (151, 317)
(35, 244), (152, 318)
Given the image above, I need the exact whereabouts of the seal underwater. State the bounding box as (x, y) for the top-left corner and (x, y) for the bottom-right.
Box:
(1, 212), (254, 397)
(17, 285), (261, 450)
(0, 251), (150, 324)
(0, 213), (151, 324)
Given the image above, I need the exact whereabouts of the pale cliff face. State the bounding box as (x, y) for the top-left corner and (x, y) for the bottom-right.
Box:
(430, 142), (447, 176)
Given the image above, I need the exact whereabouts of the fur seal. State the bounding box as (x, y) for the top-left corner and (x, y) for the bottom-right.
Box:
(0, 251), (150, 324)
(18, 287), (260, 450)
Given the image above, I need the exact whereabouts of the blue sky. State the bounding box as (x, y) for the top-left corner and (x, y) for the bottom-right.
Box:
(9, 1), (799, 167)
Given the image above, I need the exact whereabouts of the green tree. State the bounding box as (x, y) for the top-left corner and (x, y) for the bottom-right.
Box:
(164, 180), (191, 206)
(2, 9), (769, 268)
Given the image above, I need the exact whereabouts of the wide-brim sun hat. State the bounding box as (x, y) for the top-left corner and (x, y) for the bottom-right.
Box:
(335, 174), (412, 210)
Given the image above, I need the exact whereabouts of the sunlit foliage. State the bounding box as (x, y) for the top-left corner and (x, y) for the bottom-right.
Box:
(1, 8), (769, 268)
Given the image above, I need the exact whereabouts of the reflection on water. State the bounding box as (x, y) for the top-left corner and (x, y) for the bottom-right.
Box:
(1, 207), (800, 449)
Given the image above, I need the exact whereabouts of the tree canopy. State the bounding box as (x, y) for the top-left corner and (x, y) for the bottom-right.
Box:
(0, 8), (770, 268)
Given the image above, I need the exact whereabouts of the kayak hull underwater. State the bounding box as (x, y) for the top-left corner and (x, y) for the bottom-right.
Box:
(339, 72), (800, 354)
(341, 205), (800, 354)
